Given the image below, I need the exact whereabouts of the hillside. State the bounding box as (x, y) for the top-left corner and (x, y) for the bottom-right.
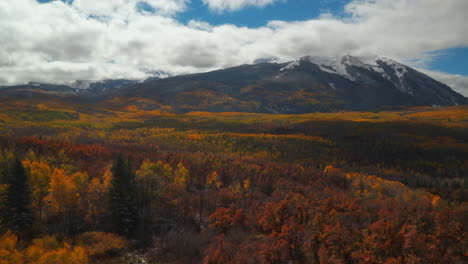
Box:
(1, 56), (466, 114)
(106, 55), (467, 113)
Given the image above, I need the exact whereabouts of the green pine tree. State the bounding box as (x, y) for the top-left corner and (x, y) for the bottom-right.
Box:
(109, 154), (139, 236)
(6, 158), (34, 233)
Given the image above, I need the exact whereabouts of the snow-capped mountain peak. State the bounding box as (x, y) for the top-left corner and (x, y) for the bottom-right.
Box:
(274, 54), (467, 107)
(279, 55), (416, 94)
(280, 55), (357, 81)
(373, 57), (411, 94)
(341, 55), (368, 68)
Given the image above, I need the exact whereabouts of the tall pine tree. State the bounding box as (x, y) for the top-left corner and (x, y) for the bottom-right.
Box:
(6, 158), (33, 233)
(109, 154), (139, 236)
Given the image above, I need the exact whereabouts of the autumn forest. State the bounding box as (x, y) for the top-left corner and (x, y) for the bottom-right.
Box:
(0, 100), (466, 263)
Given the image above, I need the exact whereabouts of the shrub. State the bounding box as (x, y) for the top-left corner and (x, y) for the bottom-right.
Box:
(0, 231), (23, 264)
(27, 236), (89, 264)
(76, 232), (128, 257)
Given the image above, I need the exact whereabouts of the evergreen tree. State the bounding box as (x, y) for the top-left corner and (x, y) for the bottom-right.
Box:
(0, 150), (13, 184)
(109, 154), (139, 236)
(6, 158), (33, 233)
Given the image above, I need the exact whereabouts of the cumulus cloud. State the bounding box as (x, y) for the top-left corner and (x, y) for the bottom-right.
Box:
(202, 0), (284, 12)
(72, 0), (189, 17)
(0, 0), (467, 87)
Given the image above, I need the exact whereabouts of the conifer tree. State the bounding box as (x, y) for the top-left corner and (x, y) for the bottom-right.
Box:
(109, 154), (139, 236)
(6, 159), (33, 233)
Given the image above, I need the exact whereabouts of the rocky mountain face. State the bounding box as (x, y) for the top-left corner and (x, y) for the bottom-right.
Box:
(1, 56), (466, 113)
(107, 55), (467, 113)
(283, 56), (465, 107)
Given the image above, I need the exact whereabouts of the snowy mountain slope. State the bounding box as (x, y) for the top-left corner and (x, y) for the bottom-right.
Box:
(277, 55), (467, 108)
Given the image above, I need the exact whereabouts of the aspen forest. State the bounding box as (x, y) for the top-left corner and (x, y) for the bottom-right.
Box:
(0, 101), (466, 264)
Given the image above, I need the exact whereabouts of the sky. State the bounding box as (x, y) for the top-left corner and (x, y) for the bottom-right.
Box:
(1, 0), (467, 95)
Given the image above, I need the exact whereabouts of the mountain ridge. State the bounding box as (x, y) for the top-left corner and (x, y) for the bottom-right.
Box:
(0, 55), (466, 113)
(105, 55), (466, 113)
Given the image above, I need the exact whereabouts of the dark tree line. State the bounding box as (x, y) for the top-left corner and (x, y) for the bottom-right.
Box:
(109, 154), (139, 237)
(1, 159), (33, 234)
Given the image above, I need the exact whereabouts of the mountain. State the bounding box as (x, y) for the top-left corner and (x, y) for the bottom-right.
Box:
(107, 55), (467, 113)
(0, 79), (140, 98)
(0, 82), (82, 98)
(1, 55), (466, 113)
(75, 79), (141, 95)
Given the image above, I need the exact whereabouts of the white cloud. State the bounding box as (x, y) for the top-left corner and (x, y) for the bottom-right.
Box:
(0, 0), (467, 87)
(72, 0), (189, 17)
(202, 0), (284, 12)
(146, 0), (190, 15)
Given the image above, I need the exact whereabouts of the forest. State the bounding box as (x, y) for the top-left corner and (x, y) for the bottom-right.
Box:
(0, 101), (466, 263)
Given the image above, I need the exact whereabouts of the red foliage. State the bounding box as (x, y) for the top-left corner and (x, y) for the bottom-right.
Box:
(208, 206), (245, 234)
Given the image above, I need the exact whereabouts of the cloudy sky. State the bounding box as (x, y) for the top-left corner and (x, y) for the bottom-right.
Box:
(1, 0), (467, 95)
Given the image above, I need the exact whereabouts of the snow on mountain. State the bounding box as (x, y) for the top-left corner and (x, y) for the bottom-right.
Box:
(375, 58), (412, 94)
(272, 54), (467, 109)
(281, 55), (362, 81)
(279, 55), (417, 94)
